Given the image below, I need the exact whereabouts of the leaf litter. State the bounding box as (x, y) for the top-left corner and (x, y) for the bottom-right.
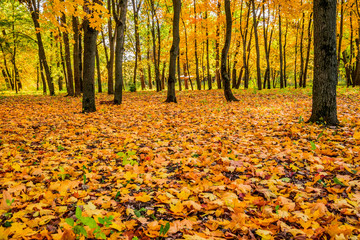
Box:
(0, 89), (359, 239)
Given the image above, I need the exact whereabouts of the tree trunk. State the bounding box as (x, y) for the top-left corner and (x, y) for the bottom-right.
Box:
(283, 19), (288, 87)
(307, 0), (338, 126)
(161, 61), (166, 90)
(96, 44), (102, 93)
(165, 0), (180, 102)
(82, 12), (98, 113)
(114, 0), (128, 104)
(205, 10), (211, 90)
(61, 13), (74, 96)
(147, 49), (152, 89)
(107, 0), (115, 94)
(182, 17), (193, 90)
(177, 54), (182, 91)
(294, 21), (299, 89)
(299, 14), (305, 87)
(215, 1), (222, 89)
(251, 0), (262, 90)
(303, 13), (313, 88)
(72, 16), (81, 96)
(193, 0), (201, 90)
(29, 0), (54, 95)
(279, 8), (284, 89)
(149, 1), (161, 92)
(222, 0), (238, 102)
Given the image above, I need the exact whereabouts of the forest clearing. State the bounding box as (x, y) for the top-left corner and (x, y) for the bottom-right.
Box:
(0, 89), (360, 239)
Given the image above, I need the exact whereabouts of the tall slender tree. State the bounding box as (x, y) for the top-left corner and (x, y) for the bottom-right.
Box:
(114, 0), (128, 104)
(222, 0), (238, 102)
(165, 0), (181, 103)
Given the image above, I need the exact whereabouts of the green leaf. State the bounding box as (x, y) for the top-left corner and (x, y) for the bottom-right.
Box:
(310, 141), (316, 150)
(132, 237), (139, 240)
(164, 222), (170, 234)
(98, 217), (105, 225)
(128, 150), (136, 156)
(59, 166), (65, 172)
(115, 191), (120, 201)
(316, 131), (324, 141)
(333, 177), (346, 186)
(3, 221), (12, 228)
(83, 174), (87, 185)
(65, 218), (75, 227)
(160, 224), (164, 235)
(75, 206), (82, 219)
(280, 178), (291, 182)
(82, 217), (98, 229)
(96, 232), (106, 239)
(134, 210), (141, 217)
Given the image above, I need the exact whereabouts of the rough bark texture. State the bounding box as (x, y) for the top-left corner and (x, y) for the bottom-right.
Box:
(165, 0), (180, 103)
(82, 16), (98, 113)
(307, 0), (338, 126)
(221, 0), (238, 102)
(114, 0), (128, 104)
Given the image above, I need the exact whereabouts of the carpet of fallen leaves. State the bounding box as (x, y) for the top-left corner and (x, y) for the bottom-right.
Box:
(0, 89), (360, 240)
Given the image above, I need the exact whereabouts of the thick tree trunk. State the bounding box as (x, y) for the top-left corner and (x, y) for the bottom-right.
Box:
(222, 0), (238, 102)
(114, 0), (128, 104)
(165, 0), (180, 102)
(307, 0), (338, 126)
(82, 15), (98, 112)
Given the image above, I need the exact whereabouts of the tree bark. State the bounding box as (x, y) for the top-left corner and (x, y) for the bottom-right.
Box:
(96, 44), (102, 93)
(82, 11), (98, 113)
(307, 0), (338, 126)
(222, 0), (238, 102)
(251, 0), (262, 90)
(165, 0), (180, 102)
(28, 0), (55, 95)
(114, 0), (128, 104)
(193, 0), (201, 90)
(61, 12), (74, 96)
(279, 7), (284, 89)
(205, 10), (211, 90)
(72, 16), (81, 96)
(215, 0), (221, 89)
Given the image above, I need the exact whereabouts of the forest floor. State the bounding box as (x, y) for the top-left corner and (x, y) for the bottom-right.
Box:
(0, 89), (359, 240)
